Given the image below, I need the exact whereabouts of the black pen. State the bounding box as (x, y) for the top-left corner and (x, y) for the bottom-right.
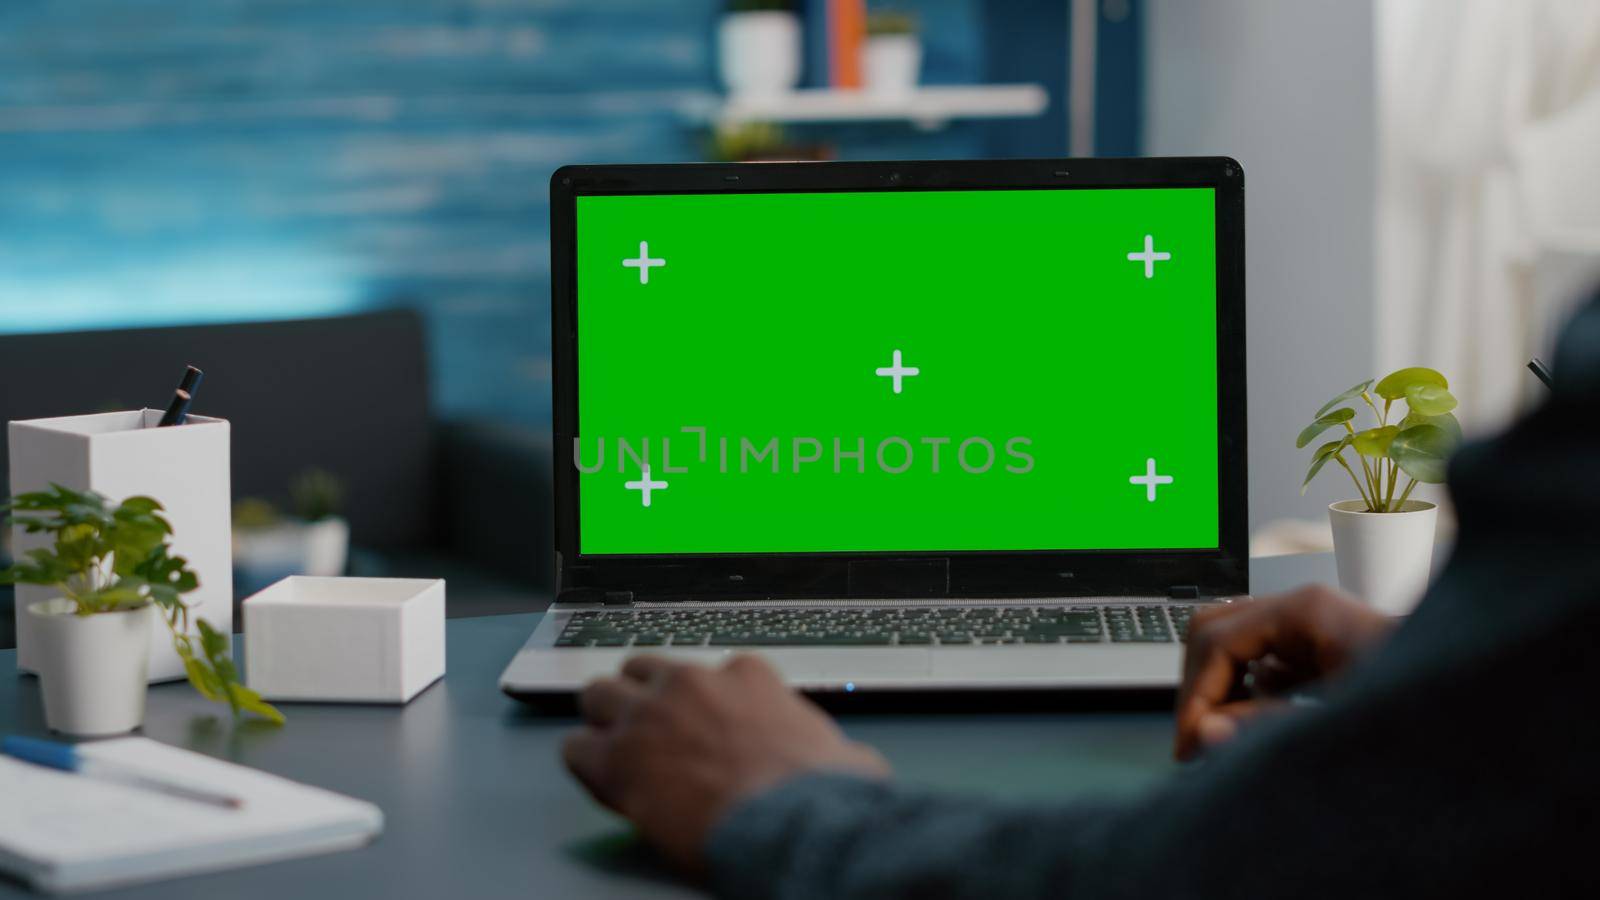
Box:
(1527, 357), (1554, 390)
(158, 366), (204, 426)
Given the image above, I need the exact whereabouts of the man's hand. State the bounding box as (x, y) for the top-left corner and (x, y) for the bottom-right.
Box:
(1174, 585), (1394, 761)
(562, 654), (891, 873)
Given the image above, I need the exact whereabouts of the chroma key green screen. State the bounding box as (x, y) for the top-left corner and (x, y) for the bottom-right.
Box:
(574, 188), (1219, 555)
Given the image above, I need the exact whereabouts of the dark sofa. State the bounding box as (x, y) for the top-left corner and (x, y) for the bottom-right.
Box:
(0, 309), (553, 648)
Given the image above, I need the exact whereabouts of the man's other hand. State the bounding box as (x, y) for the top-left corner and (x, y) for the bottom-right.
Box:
(562, 654), (891, 873)
(1175, 585), (1395, 761)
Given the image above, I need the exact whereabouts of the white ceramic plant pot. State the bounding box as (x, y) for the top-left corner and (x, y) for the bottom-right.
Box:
(301, 517), (350, 577)
(864, 34), (922, 97)
(718, 11), (802, 97)
(28, 600), (153, 736)
(1328, 500), (1438, 616)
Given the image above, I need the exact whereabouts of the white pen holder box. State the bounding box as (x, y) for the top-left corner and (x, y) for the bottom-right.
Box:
(8, 409), (233, 682)
(244, 577), (446, 704)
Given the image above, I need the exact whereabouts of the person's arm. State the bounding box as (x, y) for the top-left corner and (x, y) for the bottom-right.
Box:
(706, 771), (1123, 900)
(703, 551), (1597, 899)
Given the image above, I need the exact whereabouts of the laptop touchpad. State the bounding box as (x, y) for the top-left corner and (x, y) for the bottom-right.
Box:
(759, 648), (932, 681)
(603, 648), (931, 682)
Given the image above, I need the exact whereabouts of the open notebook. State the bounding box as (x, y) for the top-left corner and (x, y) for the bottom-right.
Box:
(0, 737), (383, 894)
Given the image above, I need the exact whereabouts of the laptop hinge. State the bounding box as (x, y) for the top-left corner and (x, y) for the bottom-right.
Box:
(1169, 585), (1201, 600)
(553, 588), (635, 606)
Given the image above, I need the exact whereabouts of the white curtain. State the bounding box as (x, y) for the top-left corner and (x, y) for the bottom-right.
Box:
(1376, 0), (1600, 433)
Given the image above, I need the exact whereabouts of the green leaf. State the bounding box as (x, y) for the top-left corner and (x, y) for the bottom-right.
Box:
(131, 546), (199, 597)
(117, 496), (163, 515)
(198, 618), (229, 659)
(1315, 379), (1374, 419)
(188, 618), (286, 724)
(1390, 424), (1455, 483)
(1403, 383), (1457, 416)
(1375, 367), (1447, 401)
(76, 583), (149, 613)
(1401, 410), (1463, 444)
(3, 548), (75, 587)
(227, 682), (286, 726)
(1352, 425), (1400, 458)
(1295, 407), (1355, 449)
(214, 654), (241, 685)
(147, 584), (180, 608)
(182, 655), (226, 702)
(1301, 436), (1352, 493)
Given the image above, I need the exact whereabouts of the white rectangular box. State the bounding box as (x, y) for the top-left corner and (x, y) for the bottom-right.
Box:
(8, 409), (233, 682)
(243, 577), (446, 704)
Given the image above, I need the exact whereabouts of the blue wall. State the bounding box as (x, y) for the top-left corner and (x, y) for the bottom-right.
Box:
(0, 0), (1138, 429)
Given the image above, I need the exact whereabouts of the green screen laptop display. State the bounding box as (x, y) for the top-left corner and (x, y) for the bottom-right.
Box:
(574, 187), (1218, 556)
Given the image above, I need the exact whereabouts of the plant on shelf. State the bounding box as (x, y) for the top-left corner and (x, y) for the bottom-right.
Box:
(866, 10), (919, 36)
(290, 467), (345, 523)
(233, 468), (350, 592)
(862, 9), (922, 96)
(1296, 366), (1463, 511)
(708, 121), (832, 162)
(1, 484), (283, 725)
(232, 496), (282, 531)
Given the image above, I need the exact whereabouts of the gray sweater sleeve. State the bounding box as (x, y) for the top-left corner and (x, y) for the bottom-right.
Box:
(707, 771), (1123, 900)
(704, 295), (1600, 900)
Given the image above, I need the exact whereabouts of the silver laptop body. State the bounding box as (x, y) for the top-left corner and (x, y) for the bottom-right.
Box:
(502, 157), (1248, 699)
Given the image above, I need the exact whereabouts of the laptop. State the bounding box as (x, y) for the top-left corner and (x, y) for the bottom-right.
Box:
(501, 157), (1247, 698)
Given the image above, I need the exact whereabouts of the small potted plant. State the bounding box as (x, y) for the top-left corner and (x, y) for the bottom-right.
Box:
(718, 0), (802, 97)
(708, 121), (834, 162)
(233, 468), (349, 592)
(1297, 367), (1462, 615)
(1, 484), (282, 735)
(863, 10), (921, 97)
(289, 468), (350, 577)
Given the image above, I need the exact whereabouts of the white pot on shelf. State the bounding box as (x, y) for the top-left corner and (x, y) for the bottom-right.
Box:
(1328, 500), (1438, 616)
(300, 517), (350, 577)
(28, 599), (153, 737)
(718, 11), (802, 97)
(864, 34), (922, 97)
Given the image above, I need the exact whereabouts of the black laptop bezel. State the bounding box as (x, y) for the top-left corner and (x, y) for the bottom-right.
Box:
(549, 158), (1247, 600)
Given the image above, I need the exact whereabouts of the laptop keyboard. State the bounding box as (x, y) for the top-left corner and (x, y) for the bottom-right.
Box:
(554, 604), (1198, 648)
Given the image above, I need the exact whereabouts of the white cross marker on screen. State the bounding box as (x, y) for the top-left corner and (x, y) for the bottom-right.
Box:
(624, 465), (669, 507)
(622, 241), (666, 284)
(1129, 458), (1174, 501)
(875, 349), (921, 394)
(1126, 234), (1172, 279)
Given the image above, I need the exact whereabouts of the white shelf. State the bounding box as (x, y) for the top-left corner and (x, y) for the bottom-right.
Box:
(683, 84), (1049, 132)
